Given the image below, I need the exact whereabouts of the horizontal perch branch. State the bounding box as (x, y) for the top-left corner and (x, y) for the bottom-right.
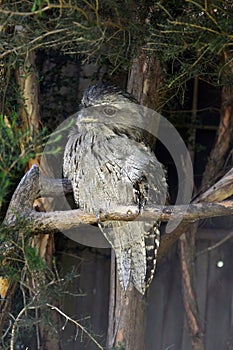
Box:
(6, 200), (233, 235)
(3, 165), (233, 235)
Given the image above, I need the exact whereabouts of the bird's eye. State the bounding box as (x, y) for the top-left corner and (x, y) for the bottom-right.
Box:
(104, 107), (116, 116)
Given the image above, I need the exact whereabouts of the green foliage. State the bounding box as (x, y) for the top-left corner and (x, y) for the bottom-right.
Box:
(0, 217), (94, 349)
(0, 0), (147, 74)
(0, 112), (31, 214)
(147, 0), (233, 90)
(0, 216), (105, 350)
(112, 342), (125, 350)
(0, 108), (69, 219)
(0, 112), (48, 217)
(1, 0), (232, 109)
(0, 217), (42, 279)
(31, 0), (44, 12)
(25, 245), (47, 270)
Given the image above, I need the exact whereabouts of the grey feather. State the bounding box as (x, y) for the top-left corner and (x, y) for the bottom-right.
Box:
(63, 83), (167, 294)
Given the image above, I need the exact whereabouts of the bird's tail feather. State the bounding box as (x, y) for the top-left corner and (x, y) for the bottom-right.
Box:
(99, 221), (147, 294)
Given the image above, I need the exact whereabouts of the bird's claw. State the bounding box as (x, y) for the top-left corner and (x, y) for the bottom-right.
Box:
(139, 198), (147, 213)
(96, 209), (106, 224)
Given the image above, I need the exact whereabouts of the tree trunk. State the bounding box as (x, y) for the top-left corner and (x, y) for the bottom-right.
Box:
(106, 251), (147, 350)
(127, 52), (164, 110)
(10, 51), (58, 349)
(179, 225), (205, 350)
(179, 77), (205, 350)
(16, 51), (40, 136)
(106, 53), (164, 350)
(201, 50), (233, 190)
(16, 50), (55, 266)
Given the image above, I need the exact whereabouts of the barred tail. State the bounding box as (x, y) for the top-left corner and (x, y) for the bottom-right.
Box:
(144, 223), (160, 288)
(99, 221), (160, 294)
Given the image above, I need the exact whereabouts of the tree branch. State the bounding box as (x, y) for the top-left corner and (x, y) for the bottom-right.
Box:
(4, 165), (233, 236)
(195, 167), (233, 202)
(5, 201), (233, 234)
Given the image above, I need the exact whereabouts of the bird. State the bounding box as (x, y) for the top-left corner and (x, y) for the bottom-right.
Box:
(63, 83), (167, 294)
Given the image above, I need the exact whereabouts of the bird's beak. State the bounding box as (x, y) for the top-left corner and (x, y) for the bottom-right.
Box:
(78, 117), (97, 123)
(78, 110), (97, 123)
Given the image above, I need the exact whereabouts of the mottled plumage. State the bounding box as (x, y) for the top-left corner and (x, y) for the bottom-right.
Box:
(63, 83), (167, 294)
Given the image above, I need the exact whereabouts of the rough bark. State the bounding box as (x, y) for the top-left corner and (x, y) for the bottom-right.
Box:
(195, 167), (233, 203)
(127, 53), (164, 110)
(106, 251), (146, 350)
(201, 50), (233, 191)
(16, 50), (40, 139)
(107, 263), (147, 350)
(106, 52), (165, 350)
(10, 51), (58, 349)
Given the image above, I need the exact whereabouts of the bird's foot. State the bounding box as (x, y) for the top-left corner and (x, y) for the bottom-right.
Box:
(96, 209), (107, 225)
(139, 198), (147, 213)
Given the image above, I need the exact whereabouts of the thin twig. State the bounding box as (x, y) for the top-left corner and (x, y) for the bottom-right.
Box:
(196, 230), (233, 256)
(10, 300), (39, 350)
(46, 303), (104, 350)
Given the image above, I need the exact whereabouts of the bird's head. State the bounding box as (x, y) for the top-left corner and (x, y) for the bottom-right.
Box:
(81, 82), (138, 108)
(76, 83), (146, 136)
